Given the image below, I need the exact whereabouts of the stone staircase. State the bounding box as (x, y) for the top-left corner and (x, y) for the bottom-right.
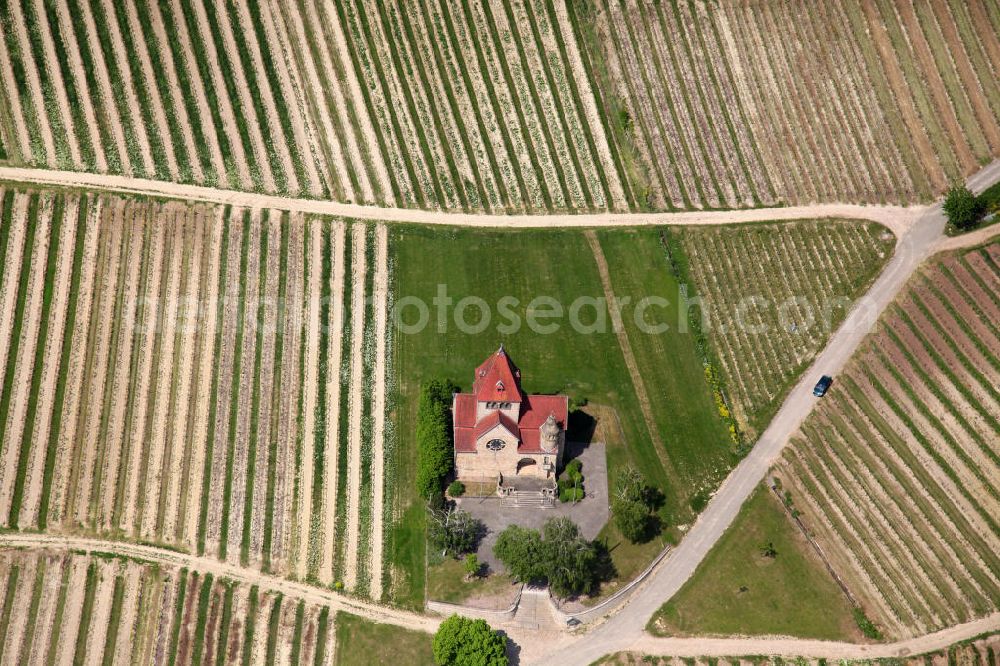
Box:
(500, 490), (555, 508)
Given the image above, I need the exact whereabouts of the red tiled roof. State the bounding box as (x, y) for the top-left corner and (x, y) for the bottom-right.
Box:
(454, 393), (477, 428)
(518, 394), (568, 429)
(474, 410), (519, 441)
(472, 347), (523, 403)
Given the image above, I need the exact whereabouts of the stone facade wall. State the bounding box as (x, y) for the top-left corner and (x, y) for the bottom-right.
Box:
(455, 427), (564, 481)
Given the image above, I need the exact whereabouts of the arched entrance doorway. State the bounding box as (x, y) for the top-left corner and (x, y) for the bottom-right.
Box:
(516, 458), (537, 475)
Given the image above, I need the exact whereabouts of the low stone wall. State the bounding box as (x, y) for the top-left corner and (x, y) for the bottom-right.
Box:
(426, 584), (524, 623)
(552, 544), (673, 626)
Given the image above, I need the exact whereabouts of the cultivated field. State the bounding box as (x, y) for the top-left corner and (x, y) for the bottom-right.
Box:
(574, 0), (1000, 208)
(675, 219), (896, 436)
(0, 186), (392, 600)
(776, 243), (1000, 639)
(0, 548), (336, 665)
(601, 632), (1000, 666)
(0, 0), (628, 213)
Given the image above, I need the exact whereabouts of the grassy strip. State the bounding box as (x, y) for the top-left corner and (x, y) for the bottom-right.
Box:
(863, 368), (1000, 535)
(685, 0), (760, 205)
(841, 384), (1000, 582)
(92, 207), (143, 527)
(435, 0), (529, 208)
(127, 570), (153, 665)
(873, 344), (1000, 503)
(414, 2), (503, 209)
(15, 559), (45, 665)
(219, 1), (284, 192)
(355, 228), (376, 593)
(886, 315), (1000, 461)
(112, 217), (154, 528)
(657, 1), (728, 205)
(175, 212), (216, 542)
(307, 223), (332, 579)
(244, 0), (309, 194)
(313, 607), (330, 666)
(43, 559), (72, 666)
(128, 2), (192, 182)
(197, 212), (233, 555)
(241, 213), (271, 565)
(289, 224), (309, 575)
(104, 1), (170, 180)
(539, 0), (617, 209)
(703, 3), (777, 202)
(130, 214), (173, 534)
(240, 586), (258, 666)
(20, 1), (73, 166)
(218, 211), (253, 561)
(263, 594), (282, 664)
(560, 0), (640, 209)
(0, 194), (40, 486)
(154, 219), (196, 537)
(518, 0), (598, 209)
(213, 581), (234, 666)
(0, 190), (12, 266)
(300, 0), (385, 204)
(0, 0), (46, 162)
(459, 0), (553, 210)
(100, 573), (126, 666)
(261, 217), (289, 572)
(488, 0), (573, 208)
(393, 2), (479, 210)
(72, 562), (98, 666)
(329, 0), (410, 206)
(617, 0), (694, 208)
(77, 0), (146, 176)
(189, 573), (214, 665)
(838, 1), (932, 200)
(38, 1), (96, 168)
(289, 601), (305, 664)
(333, 229), (353, 581)
(351, 0), (442, 207)
(280, 0), (353, 202)
(871, 0), (961, 181)
(168, 0), (238, 187)
(0, 565), (20, 660)
(147, 1), (215, 184)
(198, 1), (263, 191)
(60, 0), (121, 171)
(8, 194), (64, 526)
(165, 569), (189, 666)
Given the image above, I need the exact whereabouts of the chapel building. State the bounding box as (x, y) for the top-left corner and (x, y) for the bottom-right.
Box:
(453, 347), (567, 482)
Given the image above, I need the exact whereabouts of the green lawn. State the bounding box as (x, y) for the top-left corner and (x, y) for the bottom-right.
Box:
(334, 613), (434, 666)
(386, 225), (733, 606)
(649, 484), (859, 640)
(426, 558), (520, 606)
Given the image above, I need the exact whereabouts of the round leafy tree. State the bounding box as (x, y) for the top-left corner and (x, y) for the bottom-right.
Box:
(433, 615), (508, 666)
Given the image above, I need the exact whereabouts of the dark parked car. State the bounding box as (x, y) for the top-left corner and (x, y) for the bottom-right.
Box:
(813, 375), (833, 397)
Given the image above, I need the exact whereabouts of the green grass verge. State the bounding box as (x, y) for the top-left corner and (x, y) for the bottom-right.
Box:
(0, 194), (40, 491)
(649, 485), (858, 640)
(165, 569), (188, 666)
(0, 565), (20, 661)
(15, 559), (45, 664)
(213, 580), (234, 666)
(100, 572), (126, 666)
(261, 217), (290, 571)
(264, 594), (282, 665)
(9, 195), (63, 526)
(334, 612), (434, 666)
(313, 607), (330, 666)
(219, 212), (253, 561)
(189, 573), (214, 664)
(240, 586), (258, 666)
(72, 561), (98, 665)
(289, 601), (305, 665)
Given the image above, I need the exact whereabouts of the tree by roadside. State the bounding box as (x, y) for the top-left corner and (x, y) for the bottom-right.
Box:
(943, 185), (985, 231)
(432, 615), (508, 666)
(493, 517), (612, 598)
(611, 467), (662, 543)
